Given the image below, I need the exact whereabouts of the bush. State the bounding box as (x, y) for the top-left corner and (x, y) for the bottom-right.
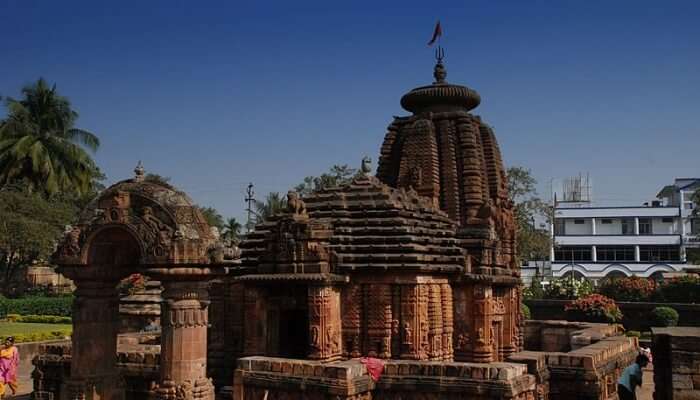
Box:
(521, 303), (531, 320)
(523, 278), (545, 300)
(650, 306), (679, 327)
(598, 276), (656, 302)
(544, 278), (594, 300)
(0, 296), (73, 317)
(656, 276), (700, 303)
(565, 294), (623, 323)
(3, 314), (71, 324)
(626, 330), (641, 338)
(12, 329), (71, 343)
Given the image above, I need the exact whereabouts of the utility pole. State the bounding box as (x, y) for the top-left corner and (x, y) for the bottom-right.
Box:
(245, 182), (255, 234)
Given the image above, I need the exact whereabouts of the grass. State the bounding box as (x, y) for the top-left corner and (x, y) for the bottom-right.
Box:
(0, 322), (71, 342)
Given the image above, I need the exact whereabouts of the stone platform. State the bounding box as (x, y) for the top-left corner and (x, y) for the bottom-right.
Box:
(233, 356), (535, 400)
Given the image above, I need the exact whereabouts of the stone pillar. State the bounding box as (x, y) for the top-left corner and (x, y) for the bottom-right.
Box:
(471, 283), (493, 363)
(591, 217), (597, 235)
(307, 285), (342, 361)
(635, 217), (640, 235)
(59, 268), (124, 400)
(635, 245), (641, 262)
(153, 280), (214, 400)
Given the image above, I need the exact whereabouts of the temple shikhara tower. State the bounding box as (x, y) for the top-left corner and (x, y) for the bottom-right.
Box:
(38, 46), (640, 400)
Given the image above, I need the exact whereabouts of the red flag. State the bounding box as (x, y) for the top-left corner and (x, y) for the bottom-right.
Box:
(427, 21), (442, 46)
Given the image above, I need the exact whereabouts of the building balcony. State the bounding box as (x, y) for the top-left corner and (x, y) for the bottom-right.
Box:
(555, 235), (681, 246)
(556, 206), (679, 219)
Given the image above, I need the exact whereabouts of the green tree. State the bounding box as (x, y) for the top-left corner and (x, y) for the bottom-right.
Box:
(255, 192), (287, 223)
(197, 206), (224, 231)
(223, 217), (242, 243)
(0, 185), (77, 289)
(144, 173), (175, 190)
(507, 166), (552, 265)
(295, 164), (357, 196)
(0, 78), (101, 196)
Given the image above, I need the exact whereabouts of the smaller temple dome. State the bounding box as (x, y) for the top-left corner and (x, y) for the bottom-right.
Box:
(54, 166), (216, 266)
(400, 60), (481, 114)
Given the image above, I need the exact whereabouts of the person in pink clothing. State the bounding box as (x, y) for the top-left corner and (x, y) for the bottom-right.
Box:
(0, 337), (19, 398)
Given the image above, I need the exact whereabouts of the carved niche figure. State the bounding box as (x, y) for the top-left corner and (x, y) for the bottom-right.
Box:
(310, 326), (320, 350)
(59, 225), (82, 258)
(407, 165), (422, 191)
(139, 206), (174, 256)
(455, 332), (470, 351)
(476, 328), (486, 347)
(402, 322), (412, 345)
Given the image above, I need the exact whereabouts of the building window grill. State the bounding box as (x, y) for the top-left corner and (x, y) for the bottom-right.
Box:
(601, 219), (613, 224)
(639, 245), (680, 262)
(554, 246), (592, 262)
(662, 217), (674, 223)
(639, 218), (652, 235)
(554, 219), (566, 235)
(596, 246), (635, 262)
(621, 218), (635, 235)
(574, 219), (585, 225)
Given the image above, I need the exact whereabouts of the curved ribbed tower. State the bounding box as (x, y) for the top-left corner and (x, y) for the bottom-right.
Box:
(377, 53), (517, 277)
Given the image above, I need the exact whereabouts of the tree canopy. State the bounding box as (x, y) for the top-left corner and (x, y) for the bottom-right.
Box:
(294, 164), (356, 196)
(0, 185), (78, 289)
(0, 78), (101, 196)
(506, 166), (552, 265)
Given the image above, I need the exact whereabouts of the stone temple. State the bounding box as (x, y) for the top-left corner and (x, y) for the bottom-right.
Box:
(34, 52), (639, 400)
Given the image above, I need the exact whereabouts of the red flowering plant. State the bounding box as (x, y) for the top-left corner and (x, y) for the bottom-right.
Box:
(598, 276), (656, 302)
(117, 273), (145, 296)
(565, 294), (623, 324)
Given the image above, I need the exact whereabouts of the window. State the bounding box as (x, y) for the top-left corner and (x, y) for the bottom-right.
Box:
(662, 217), (674, 223)
(692, 219), (700, 235)
(639, 246), (680, 262)
(596, 246), (635, 262)
(621, 218), (634, 235)
(601, 219), (613, 224)
(554, 246), (592, 262)
(574, 219), (585, 225)
(554, 219), (566, 235)
(639, 218), (652, 235)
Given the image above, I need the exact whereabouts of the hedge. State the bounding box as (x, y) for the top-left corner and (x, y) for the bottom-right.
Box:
(5, 314), (71, 324)
(13, 329), (71, 343)
(0, 296), (73, 317)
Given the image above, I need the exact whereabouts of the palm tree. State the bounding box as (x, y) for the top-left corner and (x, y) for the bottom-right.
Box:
(223, 217), (242, 243)
(0, 78), (100, 195)
(254, 192), (287, 223)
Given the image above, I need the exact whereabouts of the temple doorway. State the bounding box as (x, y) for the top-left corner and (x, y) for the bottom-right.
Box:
(278, 309), (309, 358)
(265, 284), (309, 358)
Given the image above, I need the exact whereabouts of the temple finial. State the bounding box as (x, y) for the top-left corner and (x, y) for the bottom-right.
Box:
(433, 46), (447, 84)
(134, 161), (145, 182)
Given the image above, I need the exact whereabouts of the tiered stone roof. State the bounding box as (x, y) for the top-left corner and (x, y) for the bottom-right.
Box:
(240, 174), (467, 274)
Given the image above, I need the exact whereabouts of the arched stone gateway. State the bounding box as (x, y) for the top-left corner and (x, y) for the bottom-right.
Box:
(53, 165), (225, 400)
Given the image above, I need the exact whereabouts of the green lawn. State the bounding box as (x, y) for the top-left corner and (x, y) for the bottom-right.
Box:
(0, 322), (71, 342)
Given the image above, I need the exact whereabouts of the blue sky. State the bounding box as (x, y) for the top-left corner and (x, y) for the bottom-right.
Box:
(1, 1), (698, 222)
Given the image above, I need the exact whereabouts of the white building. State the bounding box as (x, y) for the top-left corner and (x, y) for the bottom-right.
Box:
(551, 204), (685, 281)
(657, 178), (700, 251)
(549, 178), (699, 281)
